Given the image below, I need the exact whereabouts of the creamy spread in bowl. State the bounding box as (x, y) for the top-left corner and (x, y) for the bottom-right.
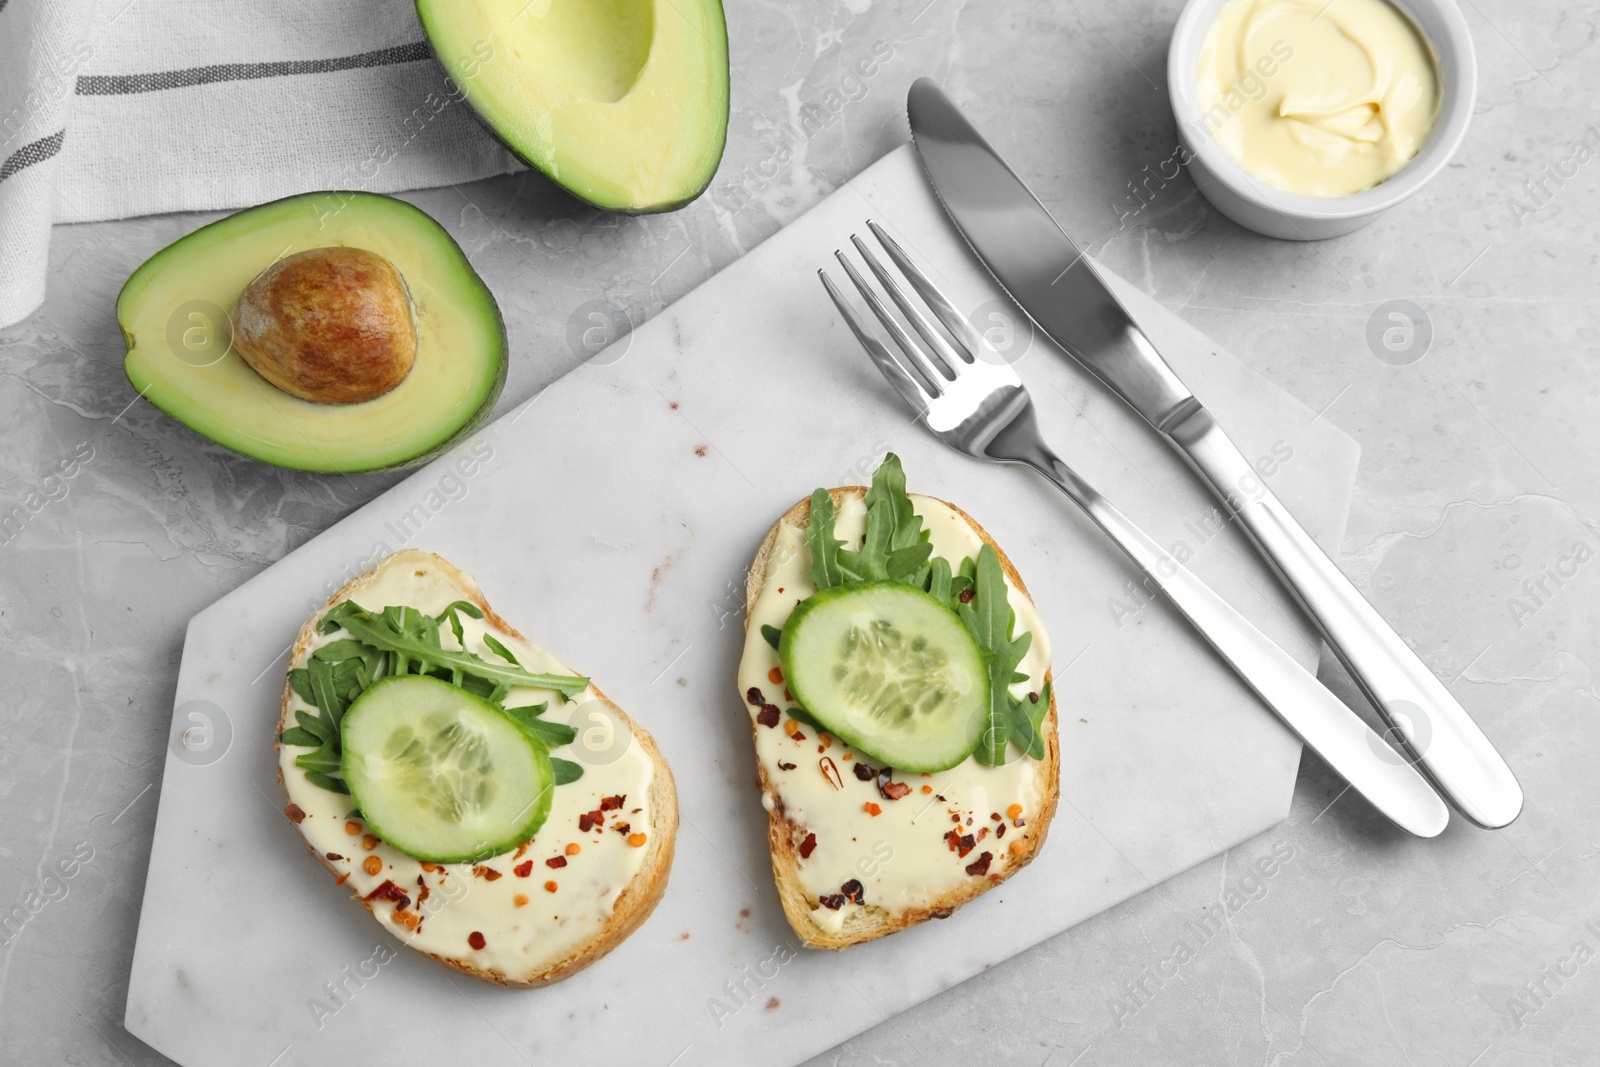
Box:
(1196, 0), (1440, 197)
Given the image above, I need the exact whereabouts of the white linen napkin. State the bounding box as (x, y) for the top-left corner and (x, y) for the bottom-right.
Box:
(0, 0), (521, 329)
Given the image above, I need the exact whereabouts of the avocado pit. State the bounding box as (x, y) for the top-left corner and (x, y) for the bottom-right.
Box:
(232, 246), (417, 404)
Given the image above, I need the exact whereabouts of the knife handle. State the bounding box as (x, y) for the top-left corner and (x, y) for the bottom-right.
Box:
(1016, 448), (1448, 838)
(1166, 405), (1523, 828)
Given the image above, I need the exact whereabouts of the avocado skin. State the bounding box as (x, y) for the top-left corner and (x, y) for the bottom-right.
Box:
(416, 0), (731, 215)
(117, 191), (508, 475)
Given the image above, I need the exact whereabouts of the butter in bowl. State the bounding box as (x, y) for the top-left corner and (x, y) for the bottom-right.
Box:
(1167, 0), (1476, 239)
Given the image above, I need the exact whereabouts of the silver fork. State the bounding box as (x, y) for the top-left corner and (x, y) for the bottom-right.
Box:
(820, 221), (1449, 838)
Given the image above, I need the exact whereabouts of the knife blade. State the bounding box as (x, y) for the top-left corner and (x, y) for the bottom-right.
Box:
(907, 76), (1522, 829)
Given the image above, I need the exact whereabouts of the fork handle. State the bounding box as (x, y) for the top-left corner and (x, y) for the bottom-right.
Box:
(1016, 446), (1450, 837)
(1164, 405), (1522, 828)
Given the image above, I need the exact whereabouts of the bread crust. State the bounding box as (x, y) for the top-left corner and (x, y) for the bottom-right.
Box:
(276, 548), (677, 987)
(743, 489), (1059, 950)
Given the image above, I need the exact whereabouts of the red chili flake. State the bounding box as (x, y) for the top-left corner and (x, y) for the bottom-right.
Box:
(612, 821), (632, 835)
(818, 893), (846, 910)
(944, 829), (963, 852)
(853, 762), (877, 782)
(799, 833), (817, 859)
(975, 827), (990, 843)
(514, 842), (529, 860)
(514, 860), (534, 878)
(1028, 691), (1040, 704)
(325, 852), (343, 861)
(474, 865), (502, 881)
(284, 803), (306, 823)
(784, 688), (793, 702)
(956, 834), (976, 858)
(958, 589), (975, 603)
(363, 881), (411, 910)
(997, 823), (1007, 838)
(546, 855), (568, 869)
(578, 812), (600, 832)
(990, 812), (1003, 822)
(965, 851), (993, 876)
(840, 879), (866, 905)
(746, 687), (765, 705)
(765, 996), (780, 1011)
(467, 931), (486, 951)
(951, 813), (962, 824)
(881, 780), (911, 801)
(777, 761), (797, 771)
(600, 795), (626, 811)
(819, 757), (843, 790)
(756, 704), (781, 728)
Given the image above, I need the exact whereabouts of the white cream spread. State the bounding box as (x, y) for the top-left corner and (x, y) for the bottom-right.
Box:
(279, 556), (656, 981)
(1196, 0), (1440, 197)
(739, 494), (1053, 934)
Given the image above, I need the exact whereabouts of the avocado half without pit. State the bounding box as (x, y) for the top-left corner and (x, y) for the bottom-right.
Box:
(417, 0), (730, 213)
(117, 192), (506, 473)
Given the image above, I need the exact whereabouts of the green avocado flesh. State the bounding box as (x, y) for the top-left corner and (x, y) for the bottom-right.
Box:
(117, 192), (506, 474)
(417, 0), (730, 213)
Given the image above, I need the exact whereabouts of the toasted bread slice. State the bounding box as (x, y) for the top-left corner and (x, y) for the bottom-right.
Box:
(741, 488), (1059, 950)
(277, 549), (677, 986)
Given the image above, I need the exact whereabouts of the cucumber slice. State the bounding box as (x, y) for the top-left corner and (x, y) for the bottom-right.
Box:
(339, 675), (553, 864)
(780, 581), (989, 772)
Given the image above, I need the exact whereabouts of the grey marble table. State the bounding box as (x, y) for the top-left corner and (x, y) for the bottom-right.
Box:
(3, 1), (1596, 1064)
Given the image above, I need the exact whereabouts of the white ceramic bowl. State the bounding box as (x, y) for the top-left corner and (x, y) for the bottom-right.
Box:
(1166, 0), (1477, 240)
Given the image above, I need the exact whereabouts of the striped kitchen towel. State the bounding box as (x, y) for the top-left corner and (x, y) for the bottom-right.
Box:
(0, 0), (520, 329)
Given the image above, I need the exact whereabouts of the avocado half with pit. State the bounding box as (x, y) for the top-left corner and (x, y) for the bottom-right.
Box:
(418, 0), (729, 213)
(117, 192), (506, 474)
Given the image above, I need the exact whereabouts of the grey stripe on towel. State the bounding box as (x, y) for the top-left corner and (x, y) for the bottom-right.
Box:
(0, 130), (65, 184)
(76, 41), (433, 96)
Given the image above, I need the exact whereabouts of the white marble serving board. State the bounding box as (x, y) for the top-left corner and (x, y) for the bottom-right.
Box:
(125, 144), (1359, 1067)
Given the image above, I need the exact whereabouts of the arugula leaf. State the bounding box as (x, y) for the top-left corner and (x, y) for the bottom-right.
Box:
(482, 633), (520, 666)
(927, 557), (953, 604)
(958, 544), (1034, 766)
(837, 498), (892, 582)
(760, 624), (782, 651)
(551, 758), (584, 785)
(436, 600), (483, 646)
(288, 668), (315, 705)
(865, 453), (932, 584)
(336, 610), (588, 699)
(806, 489), (845, 590)
(836, 455), (934, 584)
(293, 709), (328, 740)
(305, 771), (350, 795)
(279, 727), (323, 748)
(523, 718), (577, 747)
(1010, 680), (1050, 760)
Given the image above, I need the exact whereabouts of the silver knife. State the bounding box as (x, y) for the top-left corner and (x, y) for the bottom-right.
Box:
(907, 77), (1522, 829)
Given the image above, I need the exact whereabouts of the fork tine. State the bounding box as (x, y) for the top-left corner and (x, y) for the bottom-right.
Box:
(834, 250), (948, 396)
(848, 234), (962, 380)
(818, 269), (935, 418)
(867, 220), (985, 362)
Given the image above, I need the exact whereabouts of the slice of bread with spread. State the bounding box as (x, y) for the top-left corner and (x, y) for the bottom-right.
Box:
(277, 549), (676, 986)
(739, 458), (1058, 949)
